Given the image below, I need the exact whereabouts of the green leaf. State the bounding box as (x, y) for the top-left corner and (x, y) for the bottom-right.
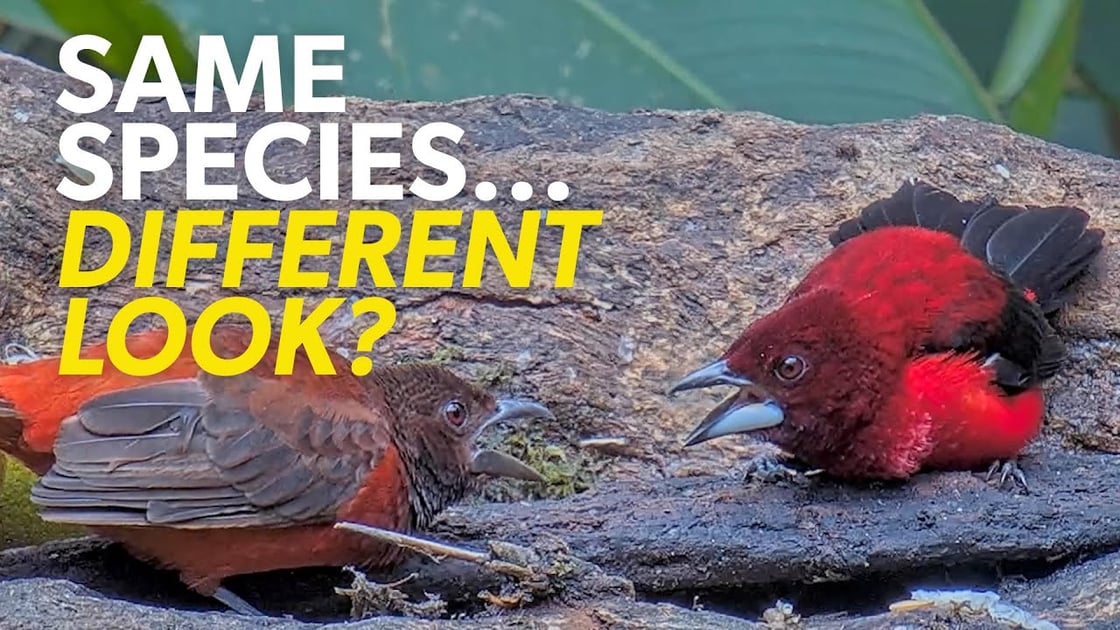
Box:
(1008, 0), (1081, 136)
(152, 0), (996, 124)
(0, 0), (67, 40)
(1077, 0), (1120, 106)
(875, 0), (1118, 156)
(0, 0), (67, 71)
(35, 0), (197, 81)
(924, 0), (1018, 86)
(989, 0), (1072, 103)
(1050, 93), (1116, 157)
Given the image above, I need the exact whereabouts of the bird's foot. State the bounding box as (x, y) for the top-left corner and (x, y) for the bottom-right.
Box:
(213, 585), (265, 617)
(984, 459), (1030, 493)
(743, 452), (816, 486)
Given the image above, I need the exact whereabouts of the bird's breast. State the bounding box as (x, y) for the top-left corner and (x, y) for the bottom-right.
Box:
(897, 353), (1045, 470)
(335, 442), (414, 529)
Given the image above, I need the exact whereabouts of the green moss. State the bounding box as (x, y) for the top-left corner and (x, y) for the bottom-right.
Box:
(0, 454), (83, 549)
(429, 345), (466, 365)
(475, 361), (516, 388)
(486, 432), (602, 501)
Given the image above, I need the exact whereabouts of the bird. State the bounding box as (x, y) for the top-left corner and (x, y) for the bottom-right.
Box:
(668, 180), (1105, 489)
(0, 324), (552, 615)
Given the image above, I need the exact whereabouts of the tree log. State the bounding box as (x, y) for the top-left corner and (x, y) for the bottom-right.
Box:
(434, 448), (1120, 591)
(1, 50), (1120, 628)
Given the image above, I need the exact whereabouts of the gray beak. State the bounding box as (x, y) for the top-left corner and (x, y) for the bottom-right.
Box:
(668, 359), (754, 395)
(671, 359), (785, 447)
(470, 449), (545, 482)
(682, 394), (785, 446)
(470, 399), (554, 483)
(480, 399), (555, 429)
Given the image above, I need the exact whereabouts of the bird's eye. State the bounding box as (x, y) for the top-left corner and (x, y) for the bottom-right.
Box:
(773, 355), (808, 382)
(443, 400), (467, 427)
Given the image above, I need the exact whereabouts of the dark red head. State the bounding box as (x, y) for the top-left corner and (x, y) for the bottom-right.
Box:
(669, 287), (904, 462)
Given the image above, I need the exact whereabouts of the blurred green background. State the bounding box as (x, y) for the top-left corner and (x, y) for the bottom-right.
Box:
(0, 0), (1117, 157)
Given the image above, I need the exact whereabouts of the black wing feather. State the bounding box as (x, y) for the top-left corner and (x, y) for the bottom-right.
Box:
(982, 287), (1068, 390)
(985, 206), (1104, 314)
(829, 179), (986, 247)
(959, 205), (1022, 261)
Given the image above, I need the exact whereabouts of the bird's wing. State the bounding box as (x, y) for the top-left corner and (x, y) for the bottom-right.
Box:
(944, 285), (1067, 392)
(30, 367), (396, 529)
(829, 179), (1104, 315)
(828, 179), (987, 246)
(827, 179), (1103, 391)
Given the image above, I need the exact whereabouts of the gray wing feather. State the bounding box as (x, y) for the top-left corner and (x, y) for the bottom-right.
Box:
(31, 377), (390, 529)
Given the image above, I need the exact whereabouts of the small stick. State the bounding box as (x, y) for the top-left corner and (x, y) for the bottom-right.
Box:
(334, 522), (536, 580)
(578, 437), (627, 448)
(2, 343), (39, 364)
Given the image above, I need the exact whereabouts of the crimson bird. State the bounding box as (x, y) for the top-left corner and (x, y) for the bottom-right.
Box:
(670, 180), (1105, 488)
(0, 325), (550, 615)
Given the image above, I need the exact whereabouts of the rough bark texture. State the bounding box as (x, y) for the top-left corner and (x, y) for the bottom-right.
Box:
(434, 448), (1120, 592)
(1, 51), (1119, 628)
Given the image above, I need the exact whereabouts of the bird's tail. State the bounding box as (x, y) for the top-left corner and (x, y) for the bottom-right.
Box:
(0, 389), (52, 474)
(0, 350), (56, 475)
(0, 394), (25, 452)
(829, 179), (1106, 315)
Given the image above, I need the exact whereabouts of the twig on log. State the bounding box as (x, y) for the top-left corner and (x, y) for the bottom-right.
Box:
(334, 522), (536, 581)
(577, 437), (628, 449)
(334, 521), (636, 611)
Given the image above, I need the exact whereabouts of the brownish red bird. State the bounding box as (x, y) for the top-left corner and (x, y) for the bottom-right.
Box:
(670, 180), (1105, 488)
(0, 325), (550, 615)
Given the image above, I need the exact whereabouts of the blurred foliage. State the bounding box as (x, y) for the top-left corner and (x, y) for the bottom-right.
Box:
(38, 0), (196, 79)
(1, 454), (83, 549)
(1004, 0), (1081, 137)
(928, 0), (1117, 155)
(0, 0), (1116, 156)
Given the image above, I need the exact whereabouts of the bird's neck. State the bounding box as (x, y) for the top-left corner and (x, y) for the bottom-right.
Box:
(393, 436), (471, 530)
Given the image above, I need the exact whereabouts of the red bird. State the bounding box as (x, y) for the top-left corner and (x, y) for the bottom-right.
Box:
(670, 181), (1105, 488)
(0, 325), (550, 615)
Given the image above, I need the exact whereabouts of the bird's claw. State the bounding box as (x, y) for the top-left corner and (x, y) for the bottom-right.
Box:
(743, 453), (813, 486)
(213, 585), (265, 617)
(984, 459), (1030, 493)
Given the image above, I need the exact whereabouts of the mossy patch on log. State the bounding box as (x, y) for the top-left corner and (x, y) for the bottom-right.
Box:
(482, 431), (605, 501)
(0, 454), (83, 549)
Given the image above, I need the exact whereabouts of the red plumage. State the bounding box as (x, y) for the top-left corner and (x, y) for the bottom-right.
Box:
(672, 181), (1105, 483)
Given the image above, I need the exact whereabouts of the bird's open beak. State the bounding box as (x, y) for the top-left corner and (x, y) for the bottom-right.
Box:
(670, 359), (785, 447)
(470, 449), (544, 482)
(470, 399), (554, 483)
(668, 358), (754, 395)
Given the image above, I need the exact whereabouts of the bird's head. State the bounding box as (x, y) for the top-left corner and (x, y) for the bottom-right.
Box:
(371, 364), (551, 525)
(670, 287), (900, 459)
